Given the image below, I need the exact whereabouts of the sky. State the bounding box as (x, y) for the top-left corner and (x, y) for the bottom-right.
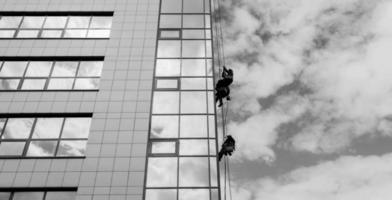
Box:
(217, 0), (392, 199)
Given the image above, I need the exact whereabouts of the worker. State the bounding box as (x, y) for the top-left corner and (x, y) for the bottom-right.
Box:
(218, 135), (236, 161)
(215, 66), (233, 107)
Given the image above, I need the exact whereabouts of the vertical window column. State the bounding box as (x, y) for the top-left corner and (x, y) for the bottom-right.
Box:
(145, 0), (220, 200)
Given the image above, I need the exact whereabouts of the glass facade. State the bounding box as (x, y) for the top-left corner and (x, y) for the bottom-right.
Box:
(0, 114), (92, 158)
(0, 58), (104, 91)
(0, 189), (77, 200)
(145, 0), (220, 199)
(0, 14), (112, 39)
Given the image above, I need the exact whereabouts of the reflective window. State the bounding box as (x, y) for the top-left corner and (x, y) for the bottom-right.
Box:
(179, 157), (209, 186)
(0, 14), (112, 38)
(180, 115), (207, 138)
(153, 92), (179, 114)
(156, 79), (179, 89)
(179, 189), (209, 200)
(151, 141), (177, 154)
(0, 190), (77, 200)
(160, 15), (181, 28)
(145, 189), (177, 200)
(182, 29), (205, 39)
(182, 40), (206, 57)
(179, 139), (208, 155)
(181, 78), (206, 90)
(183, 15), (204, 28)
(181, 59), (206, 76)
(160, 30), (180, 39)
(158, 40), (181, 58)
(147, 157), (178, 187)
(155, 59), (181, 77)
(183, 0), (204, 13)
(181, 91), (207, 113)
(0, 115), (92, 157)
(150, 115), (179, 138)
(0, 59), (103, 91)
(161, 0), (182, 13)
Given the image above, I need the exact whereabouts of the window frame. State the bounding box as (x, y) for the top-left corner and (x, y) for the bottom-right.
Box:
(0, 188), (77, 200)
(0, 113), (92, 159)
(0, 56), (104, 92)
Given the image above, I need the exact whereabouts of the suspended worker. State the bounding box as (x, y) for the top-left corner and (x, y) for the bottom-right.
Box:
(215, 66), (234, 107)
(218, 135), (236, 161)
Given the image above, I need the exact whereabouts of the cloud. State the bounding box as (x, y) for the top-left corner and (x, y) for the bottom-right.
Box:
(231, 153), (392, 200)
(220, 0), (392, 159)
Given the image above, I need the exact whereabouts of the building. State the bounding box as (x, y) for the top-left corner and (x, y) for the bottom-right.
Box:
(0, 0), (221, 199)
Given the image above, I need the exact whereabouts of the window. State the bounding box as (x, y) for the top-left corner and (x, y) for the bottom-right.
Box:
(0, 189), (77, 200)
(0, 57), (104, 91)
(0, 13), (112, 39)
(0, 114), (92, 158)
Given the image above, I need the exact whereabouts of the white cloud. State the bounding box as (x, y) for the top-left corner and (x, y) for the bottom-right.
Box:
(222, 0), (392, 158)
(231, 153), (392, 200)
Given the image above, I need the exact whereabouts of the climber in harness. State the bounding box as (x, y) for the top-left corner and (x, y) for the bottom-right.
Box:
(218, 135), (236, 161)
(215, 66), (233, 107)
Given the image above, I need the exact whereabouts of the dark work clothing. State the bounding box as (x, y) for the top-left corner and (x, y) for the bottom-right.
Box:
(218, 136), (236, 161)
(215, 67), (233, 107)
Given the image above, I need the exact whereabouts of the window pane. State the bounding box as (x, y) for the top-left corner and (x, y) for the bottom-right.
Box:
(90, 17), (112, 28)
(183, 15), (204, 28)
(62, 118), (91, 138)
(25, 61), (52, 77)
(21, 79), (46, 90)
(181, 92), (207, 113)
(182, 30), (204, 39)
(207, 91), (214, 114)
(64, 29), (87, 38)
(20, 16), (45, 28)
(27, 140), (57, 157)
(151, 141), (176, 154)
(74, 78), (99, 89)
(0, 16), (22, 28)
(41, 30), (63, 38)
(155, 59), (180, 77)
(0, 62), (28, 77)
(0, 118), (5, 133)
(205, 0), (211, 12)
(207, 78), (213, 90)
(57, 140), (87, 156)
(182, 40), (205, 57)
(16, 30), (39, 38)
(179, 189), (209, 200)
(156, 79), (178, 89)
(47, 78), (74, 90)
(78, 61), (103, 76)
(150, 115), (179, 138)
(205, 29), (211, 39)
(180, 115), (207, 138)
(206, 40), (212, 57)
(183, 0), (204, 13)
(210, 157), (218, 186)
(67, 17), (90, 28)
(87, 29), (111, 38)
(46, 191), (77, 200)
(44, 17), (67, 28)
(152, 92), (179, 114)
(0, 79), (20, 90)
(160, 30), (180, 39)
(52, 62), (78, 77)
(161, 0), (182, 13)
(147, 157), (177, 187)
(145, 189), (176, 200)
(0, 142), (25, 156)
(180, 139), (208, 155)
(205, 15), (211, 28)
(209, 140), (216, 155)
(2, 118), (34, 139)
(13, 192), (44, 200)
(181, 78), (206, 90)
(0, 192), (10, 200)
(32, 118), (63, 138)
(0, 30), (15, 38)
(157, 40), (181, 58)
(206, 59), (213, 76)
(179, 157), (209, 186)
(208, 115), (215, 138)
(181, 59), (205, 76)
(160, 15), (181, 28)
